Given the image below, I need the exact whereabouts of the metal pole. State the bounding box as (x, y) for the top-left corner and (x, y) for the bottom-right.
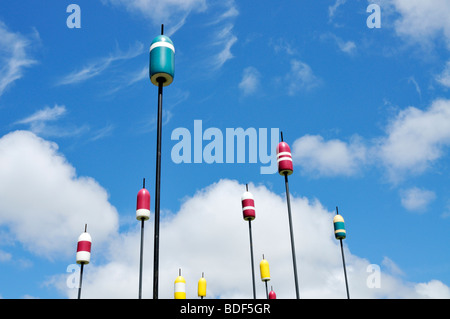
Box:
(153, 79), (164, 299)
(248, 220), (256, 299)
(340, 239), (350, 299)
(138, 218), (145, 299)
(78, 262), (84, 299)
(265, 281), (269, 299)
(284, 173), (300, 299)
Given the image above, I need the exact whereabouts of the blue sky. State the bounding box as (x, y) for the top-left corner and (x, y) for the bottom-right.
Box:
(0, 0), (450, 298)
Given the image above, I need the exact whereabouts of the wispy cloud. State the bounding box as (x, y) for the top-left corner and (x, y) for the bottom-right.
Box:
(14, 104), (88, 138)
(286, 59), (322, 95)
(239, 66), (260, 96)
(321, 33), (356, 55)
(102, 0), (207, 35)
(0, 21), (37, 98)
(104, 65), (147, 95)
(328, 0), (347, 22)
(56, 42), (144, 86)
(15, 105), (66, 125)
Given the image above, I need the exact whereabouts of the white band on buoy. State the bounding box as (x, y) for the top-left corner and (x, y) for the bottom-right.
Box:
(277, 157), (292, 163)
(150, 41), (175, 53)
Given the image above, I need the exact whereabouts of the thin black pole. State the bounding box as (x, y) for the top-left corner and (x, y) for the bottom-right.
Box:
(153, 79), (164, 299)
(284, 173), (300, 299)
(248, 220), (256, 299)
(265, 281), (269, 299)
(138, 218), (145, 299)
(336, 207), (350, 299)
(78, 262), (84, 299)
(340, 239), (350, 299)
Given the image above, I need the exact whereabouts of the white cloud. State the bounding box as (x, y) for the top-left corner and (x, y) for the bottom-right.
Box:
(210, 24), (238, 70)
(400, 187), (436, 212)
(376, 99), (450, 180)
(436, 60), (450, 88)
(42, 179), (450, 299)
(321, 33), (356, 55)
(289, 99), (450, 182)
(292, 134), (367, 177)
(56, 42), (144, 86)
(286, 60), (321, 95)
(0, 131), (119, 260)
(239, 67), (260, 96)
(13, 104), (88, 138)
(385, 0), (450, 49)
(415, 280), (450, 298)
(328, 0), (347, 21)
(15, 105), (66, 125)
(0, 21), (37, 98)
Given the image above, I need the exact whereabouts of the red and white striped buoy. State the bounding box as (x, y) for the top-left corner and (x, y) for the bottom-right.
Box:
(76, 226), (91, 265)
(241, 187), (256, 221)
(276, 141), (293, 176)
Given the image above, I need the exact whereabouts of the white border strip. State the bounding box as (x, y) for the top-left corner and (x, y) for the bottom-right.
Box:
(150, 41), (175, 53)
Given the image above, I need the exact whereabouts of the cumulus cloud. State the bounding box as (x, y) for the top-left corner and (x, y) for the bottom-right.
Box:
(376, 99), (450, 180)
(292, 135), (367, 177)
(0, 132), (446, 298)
(43, 179), (450, 299)
(290, 99), (450, 182)
(0, 131), (119, 260)
(391, 0), (450, 49)
(400, 187), (436, 212)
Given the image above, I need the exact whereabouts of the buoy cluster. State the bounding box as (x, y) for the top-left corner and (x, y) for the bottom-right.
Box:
(71, 25), (351, 300)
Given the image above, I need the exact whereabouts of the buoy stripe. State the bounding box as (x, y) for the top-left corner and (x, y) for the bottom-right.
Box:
(242, 199), (255, 207)
(150, 41), (175, 53)
(174, 282), (186, 291)
(77, 241), (91, 252)
(277, 151), (292, 158)
(277, 157), (293, 163)
(242, 206), (255, 211)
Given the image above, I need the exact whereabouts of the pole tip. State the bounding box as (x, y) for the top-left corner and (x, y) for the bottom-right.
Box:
(280, 131), (284, 142)
(143, 178), (146, 189)
(161, 24), (164, 35)
(84, 224), (87, 232)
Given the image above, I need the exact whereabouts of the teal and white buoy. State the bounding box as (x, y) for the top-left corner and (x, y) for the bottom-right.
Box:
(334, 206), (350, 299)
(150, 24), (175, 299)
(149, 26), (175, 87)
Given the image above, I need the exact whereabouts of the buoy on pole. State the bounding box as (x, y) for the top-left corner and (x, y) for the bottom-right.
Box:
(76, 224), (91, 299)
(149, 23), (175, 299)
(277, 132), (300, 299)
(174, 268), (186, 299)
(334, 206), (350, 299)
(269, 286), (277, 299)
(136, 178), (150, 299)
(198, 272), (207, 299)
(241, 184), (257, 299)
(260, 254), (271, 299)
